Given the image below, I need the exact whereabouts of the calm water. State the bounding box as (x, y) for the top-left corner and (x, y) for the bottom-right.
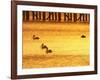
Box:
(22, 22), (90, 68)
(22, 22), (90, 56)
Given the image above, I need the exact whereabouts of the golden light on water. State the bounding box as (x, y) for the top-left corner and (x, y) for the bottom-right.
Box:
(22, 22), (90, 68)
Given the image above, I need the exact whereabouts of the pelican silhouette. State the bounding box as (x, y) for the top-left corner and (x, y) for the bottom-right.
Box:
(41, 43), (52, 54)
(41, 43), (48, 49)
(46, 49), (52, 54)
(33, 35), (39, 40)
(81, 35), (86, 38)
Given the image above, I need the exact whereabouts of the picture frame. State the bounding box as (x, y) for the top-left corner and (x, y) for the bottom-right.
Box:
(11, 0), (97, 79)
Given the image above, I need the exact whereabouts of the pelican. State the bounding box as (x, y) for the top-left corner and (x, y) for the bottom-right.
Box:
(46, 49), (52, 54)
(81, 35), (86, 38)
(41, 43), (48, 49)
(41, 43), (53, 54)
(33, 35), (40, 40)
